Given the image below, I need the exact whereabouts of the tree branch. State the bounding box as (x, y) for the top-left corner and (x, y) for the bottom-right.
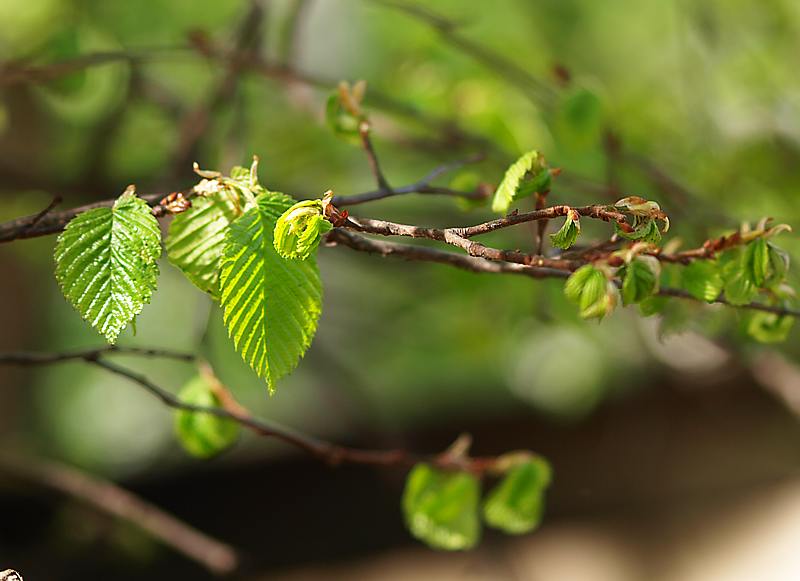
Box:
(0, 352), (504, 474)
(0, 453), (239, 576)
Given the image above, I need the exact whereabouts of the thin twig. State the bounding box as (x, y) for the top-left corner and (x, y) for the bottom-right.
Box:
(0, 452), (239, 576)
(67, 357), (496, 474)
(7, 195), (62, 239)
(359, 122), (393, 192)
(0, 346), (195, 365)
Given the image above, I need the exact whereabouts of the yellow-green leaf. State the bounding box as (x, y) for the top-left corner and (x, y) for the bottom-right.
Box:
(402, 464), (481, 551)
(219, 191), (323, 392)
(175, 375), (239, 458)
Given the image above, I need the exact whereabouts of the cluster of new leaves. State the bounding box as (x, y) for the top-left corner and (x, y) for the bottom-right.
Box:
(55, 160), (328, 393)
(402, 455), (551, 550)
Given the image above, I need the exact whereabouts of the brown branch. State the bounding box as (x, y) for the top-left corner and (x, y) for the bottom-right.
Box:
(0, 346), (195, 365)
(657, 287), (800, 318)
(327, 229), (570, 279)
(333, 153), (487, 206)
(1, 352), (501, 475)
(0, 157), (484, 243)
(6, 195), (62, 239)
(359, 122), (393, 192)
(0, 452), (238, 576)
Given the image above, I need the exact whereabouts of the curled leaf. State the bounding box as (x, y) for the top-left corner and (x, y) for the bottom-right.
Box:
(549, 209), (581, 250)
(564, 264), (618, 320)
(402, 464), (481, 551)
(621, 256), (660, 305)
(273, 191), (334, 260)
(483, 457), (552, 534)
(175, 375), (239, 459)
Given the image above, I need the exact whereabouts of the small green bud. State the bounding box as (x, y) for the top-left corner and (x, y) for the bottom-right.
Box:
(273, 191), (334, 260)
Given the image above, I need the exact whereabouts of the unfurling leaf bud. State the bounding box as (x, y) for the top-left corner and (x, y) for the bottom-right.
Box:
(564, 264), (619, 320)
(549, 208), (581, 250)
(273, 191), (334, 260)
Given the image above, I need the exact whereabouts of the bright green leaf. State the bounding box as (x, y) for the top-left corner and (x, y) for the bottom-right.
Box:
(174, 375), (239, 458)
(745, 238), (770, 287)
(745, 310), (794, 343)
(402, 463), (481, 551)
(720, 250), (758, 306)
(166, 189), (245, 298)
(483, 458), (552, 534)
(219, 191), (323, 392)
(54, 189), (161, 343)
(681, 260), (723, 303)
(273, 197), (333, 260)
(549, 211), (580, 250)
(491, 150), (550, 214)
(621, 256), (660, 305)
(564, 265), (617, 319)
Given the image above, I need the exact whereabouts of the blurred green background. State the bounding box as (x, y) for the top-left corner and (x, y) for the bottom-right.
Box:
(2, 0), (800, 579)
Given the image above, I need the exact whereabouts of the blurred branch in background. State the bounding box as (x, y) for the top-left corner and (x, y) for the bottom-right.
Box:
(0, 453), (239, 576)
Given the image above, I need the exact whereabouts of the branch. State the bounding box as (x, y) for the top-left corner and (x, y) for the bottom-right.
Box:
(326, 228), (569, 279)
(328, 230), (800, 318)
(0, 157), (485, 244)
(0, 346), (195, 365)
(0, 452), (238, 576)
(0, 352), (504, 474)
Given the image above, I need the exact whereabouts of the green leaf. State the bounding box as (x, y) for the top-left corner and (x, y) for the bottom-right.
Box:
(720, 250), (758, 306)
(681, 260), (723, 303)
(765, 244), (790, 287)
(549, 210), (580, 250)
(615, 219), (662, 244)
(402, 463), (481, 551)
(564, 265), (617, 320)
(745, 238), (770, 287)
(273, 197), (333, 260)
(54, 189), (161, 343)
(483, 458), (552, 534)
(174, 375), (239, 458)
(166, 190), (245, 298)
(219, 191), (323, 392)
(621, 256), (660, 305)
(491, 150), (550, 214)
(639, 295), (668, 316)
(745, 310), (794, 343)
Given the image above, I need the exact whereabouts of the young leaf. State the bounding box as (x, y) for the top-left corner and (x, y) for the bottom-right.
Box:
(681, 260), (723, 303)
(491, 150), (550, 214)
(564, 265), (618, 320)
(402, 463), (481, 551)
(765, 244), (790, 287)
(54, 189), (161, 343)
(174, 375), (239, 458)
(745, 238), (770, 287)
(549, 210), (580, 250)
(273, 194), (334, 260)
(621, 256), (660, 305)
(166, 189), (245, 298)
(745, 310), (794, 343)
(720, 250), (758, 306)
(219, 191), (323, 392)
(483, 457), (552, 534)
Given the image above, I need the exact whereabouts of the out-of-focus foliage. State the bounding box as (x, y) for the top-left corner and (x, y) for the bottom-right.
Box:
(3, 0), (800, 478)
